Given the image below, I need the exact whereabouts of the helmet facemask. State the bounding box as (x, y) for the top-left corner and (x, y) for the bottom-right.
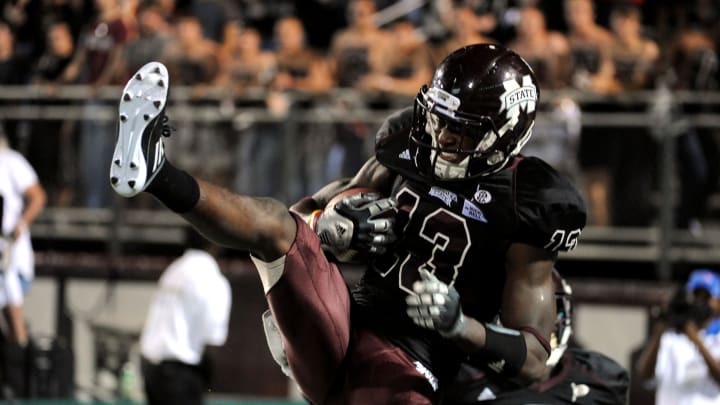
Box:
(547, 273), (573, 367)
(410, 85), (510, 181)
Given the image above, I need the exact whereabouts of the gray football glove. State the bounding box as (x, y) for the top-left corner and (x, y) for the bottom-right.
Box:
(406, 269), (465, 338)
(315, 192), (396, 254)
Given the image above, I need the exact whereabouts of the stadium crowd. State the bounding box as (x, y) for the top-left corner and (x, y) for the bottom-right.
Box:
(0, 0), (718, 228)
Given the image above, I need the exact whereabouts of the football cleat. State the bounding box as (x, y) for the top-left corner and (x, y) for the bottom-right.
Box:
(110, 61), (171, 197)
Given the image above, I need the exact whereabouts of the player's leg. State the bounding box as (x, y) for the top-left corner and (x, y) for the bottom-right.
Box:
(255, 214), (351, 404)
(111, 62), (351, 403)
(110, 62), (294, 261)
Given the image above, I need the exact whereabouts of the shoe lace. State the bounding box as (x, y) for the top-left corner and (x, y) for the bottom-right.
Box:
(160, 115), (174, 137)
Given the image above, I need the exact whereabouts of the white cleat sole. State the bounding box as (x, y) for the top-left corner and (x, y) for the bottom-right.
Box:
(110, 61), (169, 197)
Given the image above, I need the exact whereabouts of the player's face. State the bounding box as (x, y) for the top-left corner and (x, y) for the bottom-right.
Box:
(425, 111), (480, 164)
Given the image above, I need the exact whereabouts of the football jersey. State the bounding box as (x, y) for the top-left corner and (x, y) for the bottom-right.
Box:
(444, 349), (629, 404)
(351, 108), (586, 382)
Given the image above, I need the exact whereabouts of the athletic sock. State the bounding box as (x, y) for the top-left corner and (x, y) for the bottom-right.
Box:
(145, 160), (200, 213)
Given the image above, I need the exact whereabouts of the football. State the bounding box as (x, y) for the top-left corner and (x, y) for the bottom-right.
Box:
(326, 187), (381, 210)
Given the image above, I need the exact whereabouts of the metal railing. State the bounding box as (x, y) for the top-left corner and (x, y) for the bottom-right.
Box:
(5, 85), (720, 281)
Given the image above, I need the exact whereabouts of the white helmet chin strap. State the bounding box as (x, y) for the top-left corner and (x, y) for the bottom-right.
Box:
(428, 128), (470, 179)
(431, 152), (469, 179)
(546, 325), (572, 367)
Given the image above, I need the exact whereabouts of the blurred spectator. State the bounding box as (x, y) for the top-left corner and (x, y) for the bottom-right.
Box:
(163, 14), (219, 88)
(163, 14), (227, 187)
(190, 0), (241, 44)
(26, 21), (77, 206)
(216, 23), (275, 93)
(604, 4), (660, 92)
(635, 269), (720, 405)
(563, 0), (613, 226)
(140, 228), (231, 405)
(272, 16), (333, 95)
(121, 1), (175, 77)
(355, 19), (433, 97)
(0, 132), (47, 399)
(271, 16), (334, 200)
(669, 27), (719, 232)
(61, 0), (130, 208)
(605, 4), (660, 227)
(39, 0), (90, 43)
(0, 20), (32, 153)
(0, 18), (30, 85)
(32, 21), (75, 84)
(508, 6), (571, 89)
(218, 24), (285, 198)
(2, 0), (43, 60)
(523, 97), (583, 183)
(431, 5), (495, 66)
(121, 0), (140, 40)
(563, 0), (615, 92)
(328, 0), (391, 88)
(326, 0), (391, 181)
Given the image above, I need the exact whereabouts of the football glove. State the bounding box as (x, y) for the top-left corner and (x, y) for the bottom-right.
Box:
(406, 269), (465, 338)
(315, 192), (396, 254)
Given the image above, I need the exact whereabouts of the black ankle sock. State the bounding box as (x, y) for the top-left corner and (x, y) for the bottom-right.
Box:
(146, 160), (200, 213)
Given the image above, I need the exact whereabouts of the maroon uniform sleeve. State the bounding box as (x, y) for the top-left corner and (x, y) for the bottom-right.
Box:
(512, 157), (586, 252)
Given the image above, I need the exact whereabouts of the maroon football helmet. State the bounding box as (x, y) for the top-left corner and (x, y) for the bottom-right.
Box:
(410, 44), (539, 180)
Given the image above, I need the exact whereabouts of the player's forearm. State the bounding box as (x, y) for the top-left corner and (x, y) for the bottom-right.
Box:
(289, 178), (351, 222)
(452, 316), (549, 383)
(182, 180), (296, 262)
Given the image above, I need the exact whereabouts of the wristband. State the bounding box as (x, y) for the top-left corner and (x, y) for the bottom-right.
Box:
(469, 323), (527, 376)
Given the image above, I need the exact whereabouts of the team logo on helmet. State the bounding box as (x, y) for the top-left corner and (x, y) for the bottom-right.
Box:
(498, 75), (536, 135)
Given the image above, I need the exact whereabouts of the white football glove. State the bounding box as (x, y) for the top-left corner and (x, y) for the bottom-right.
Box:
(406, 269), (465, 338)
(315, 192), (396, 254)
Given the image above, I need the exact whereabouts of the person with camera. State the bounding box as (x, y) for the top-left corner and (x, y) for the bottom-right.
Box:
(635, 269), (720, 405)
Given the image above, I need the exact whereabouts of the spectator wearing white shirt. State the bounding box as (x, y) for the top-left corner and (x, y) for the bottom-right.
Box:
(636, 269), (720, 405)
(0, 132), (46, 398)
(140, 229), (231, 405)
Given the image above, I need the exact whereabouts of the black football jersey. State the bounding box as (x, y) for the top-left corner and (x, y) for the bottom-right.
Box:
(444, 349), (629, 404)
(351, 108), (586, 382)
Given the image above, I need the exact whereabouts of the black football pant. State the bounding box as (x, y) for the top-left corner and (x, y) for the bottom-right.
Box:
(141, 357), (205, 405)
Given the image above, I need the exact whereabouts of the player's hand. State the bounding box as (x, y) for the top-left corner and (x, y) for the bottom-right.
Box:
(406, 269), (465, 338)
(315, 193), (396, 254)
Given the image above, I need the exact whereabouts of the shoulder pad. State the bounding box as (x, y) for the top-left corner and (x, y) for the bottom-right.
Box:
(513, 157), (587, 251)
(570, 349), (629, 401)
(375, 107), (423, 181)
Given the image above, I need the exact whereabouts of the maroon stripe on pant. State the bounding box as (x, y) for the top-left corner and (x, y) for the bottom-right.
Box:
(266, 215), (437, 404)
(266, 215), (351, 404)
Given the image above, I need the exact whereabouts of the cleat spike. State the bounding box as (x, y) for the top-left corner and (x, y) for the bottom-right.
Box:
(114, 159), (120, 166)
(143, 114), (150, 121)
(130, 162), (137, 169)
(135, 73), (142, 80)
(110, 177), (118, 185)
(157, 79), (165, 88)
(153, 100), (162, 109)
(120, 114), (127, 122)
(123, 93), (131, 101)
(153, 66), (161, 74)
(128, 180), (136, 188)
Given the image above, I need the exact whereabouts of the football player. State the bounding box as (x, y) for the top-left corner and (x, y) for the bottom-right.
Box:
(109, 44), (585, 404)
(443, 269), (629, 404)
